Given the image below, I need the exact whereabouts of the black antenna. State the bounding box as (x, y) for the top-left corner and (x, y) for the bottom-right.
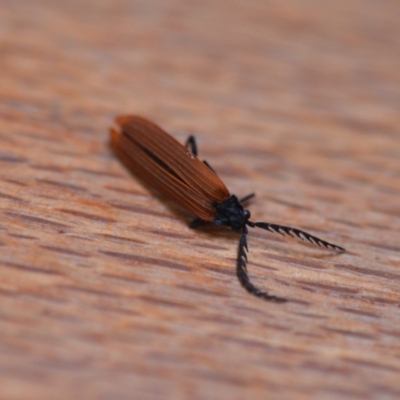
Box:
(237, 225), (287, 302)
(235, 221), (345, 301)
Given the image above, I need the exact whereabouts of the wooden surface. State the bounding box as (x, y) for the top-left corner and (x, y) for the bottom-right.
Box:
(1, 1), (400, 399)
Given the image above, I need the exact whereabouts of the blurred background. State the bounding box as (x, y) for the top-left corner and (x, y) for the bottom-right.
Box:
(1, 1), (399, 399)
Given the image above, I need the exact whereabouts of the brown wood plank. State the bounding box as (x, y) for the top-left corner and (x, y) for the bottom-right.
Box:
(1, 1), (399, 399)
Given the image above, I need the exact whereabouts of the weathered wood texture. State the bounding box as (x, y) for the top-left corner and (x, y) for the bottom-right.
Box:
(1, 1), (399, 399)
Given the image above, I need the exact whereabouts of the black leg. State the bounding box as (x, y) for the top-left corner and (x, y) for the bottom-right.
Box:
(239, 193), (255, 203)
(237, 226), (287, 302)
(185, 135), (198, 156)
(189, 218), (207, 228)
(203, 160), (217, 174)
(185, 135), (217, 174)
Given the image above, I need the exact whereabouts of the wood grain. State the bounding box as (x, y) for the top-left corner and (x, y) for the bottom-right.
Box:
(1, 0), (399, 399)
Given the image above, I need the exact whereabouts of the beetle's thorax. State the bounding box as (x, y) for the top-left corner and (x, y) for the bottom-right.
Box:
(212, 195), (251, 230)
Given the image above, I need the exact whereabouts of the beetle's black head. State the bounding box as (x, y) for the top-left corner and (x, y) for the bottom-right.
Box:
(213, 195), (251, 231)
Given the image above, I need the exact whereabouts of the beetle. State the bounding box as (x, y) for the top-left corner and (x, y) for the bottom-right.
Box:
(110, 115), (344, 302)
